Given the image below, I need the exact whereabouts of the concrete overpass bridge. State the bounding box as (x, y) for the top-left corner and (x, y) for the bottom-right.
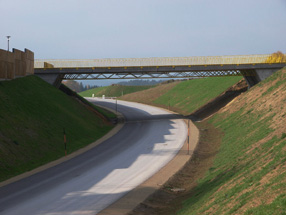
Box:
(34, 54), (286, 88)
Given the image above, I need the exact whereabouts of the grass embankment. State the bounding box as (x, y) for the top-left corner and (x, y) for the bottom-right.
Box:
(0, 76), (115, 182)
(178, 68), (286, 215)
(79, 85), (154, 97)
(121, 77), (243, 115)
(124, 73), (285, 214)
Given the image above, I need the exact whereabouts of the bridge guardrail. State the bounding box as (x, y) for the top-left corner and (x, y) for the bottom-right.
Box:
(34, 54), (286, 69)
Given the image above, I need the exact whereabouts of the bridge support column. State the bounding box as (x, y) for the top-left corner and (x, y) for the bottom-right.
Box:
(242, 68), (279, 88)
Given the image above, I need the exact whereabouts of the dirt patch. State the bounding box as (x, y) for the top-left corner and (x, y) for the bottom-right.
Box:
(129, 121), (222, 215)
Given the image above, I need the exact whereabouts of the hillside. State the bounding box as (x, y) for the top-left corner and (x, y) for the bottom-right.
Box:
(177, 68), (286, 215)
(117, 79), (164, 86)
(121, 76), (243, 115)
(79, 85), (154, 97)
(0, 76), (114, 182)
(130, 69), (286, 215)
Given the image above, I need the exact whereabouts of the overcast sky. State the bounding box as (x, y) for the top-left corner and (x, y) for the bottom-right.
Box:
(1, 0), (286, 60)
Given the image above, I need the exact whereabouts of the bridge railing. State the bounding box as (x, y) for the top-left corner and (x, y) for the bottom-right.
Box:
(35, 54), (285, 68)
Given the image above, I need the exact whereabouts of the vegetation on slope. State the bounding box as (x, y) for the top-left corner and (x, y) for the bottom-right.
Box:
(62, 80), (98, 93)
(119, 81), (181, 105)
(178, 68), (286, 214)
(79, 85), (154, 98)
(125, 72), (285, 214)
(117, 79), (164, 86)
(0, 76), (114, 182)
(122, 77), (243, 115)
(154, 77), (243, 114)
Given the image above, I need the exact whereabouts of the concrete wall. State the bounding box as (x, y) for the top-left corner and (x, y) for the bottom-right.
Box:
(0, 48), (34, 80)
(254, 69), (277, 82)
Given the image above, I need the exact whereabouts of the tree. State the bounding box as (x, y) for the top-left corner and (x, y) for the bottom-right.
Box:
(265, 51), (286, 63)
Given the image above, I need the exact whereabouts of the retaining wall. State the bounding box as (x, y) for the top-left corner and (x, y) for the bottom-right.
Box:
(0, 48), (34, 80)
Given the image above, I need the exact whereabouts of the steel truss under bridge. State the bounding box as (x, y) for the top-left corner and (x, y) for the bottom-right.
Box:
(63, 70), (243, 80)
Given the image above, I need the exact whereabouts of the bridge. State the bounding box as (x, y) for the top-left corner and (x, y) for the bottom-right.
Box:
(34, 54), (286, 88)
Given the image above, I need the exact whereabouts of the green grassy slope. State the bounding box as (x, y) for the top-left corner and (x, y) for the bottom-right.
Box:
(79, 86), (108, 97)
(154, 77), (243, 114)
(121, 74), (285, 214)
(79, 85), (154, 97)
(122, 77), (242, 115)
(0, 76), (114, 182)
(120, 81), (180, 105)
(178, 68), (286, 214)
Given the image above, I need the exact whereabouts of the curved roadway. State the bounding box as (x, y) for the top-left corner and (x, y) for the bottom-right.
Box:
(0, 99), (187, 215)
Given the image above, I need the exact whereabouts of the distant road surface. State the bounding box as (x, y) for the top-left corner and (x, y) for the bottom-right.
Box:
(0, 99), (187, 215)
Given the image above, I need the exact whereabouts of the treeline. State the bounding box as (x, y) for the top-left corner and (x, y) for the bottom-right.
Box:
(117, 79), (164, 86)
(62, 80), (99, 92)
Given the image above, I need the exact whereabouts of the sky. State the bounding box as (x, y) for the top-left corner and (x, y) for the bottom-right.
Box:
(1, 0), (286, 85)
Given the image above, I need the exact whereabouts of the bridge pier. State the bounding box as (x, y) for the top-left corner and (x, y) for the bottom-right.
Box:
(242, 68), (279, 88)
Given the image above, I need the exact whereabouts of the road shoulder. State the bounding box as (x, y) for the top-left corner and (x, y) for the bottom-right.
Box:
(98, 119), (199, 215)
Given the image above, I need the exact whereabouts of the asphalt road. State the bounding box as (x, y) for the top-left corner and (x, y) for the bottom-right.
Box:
(0, 99), (187, 215)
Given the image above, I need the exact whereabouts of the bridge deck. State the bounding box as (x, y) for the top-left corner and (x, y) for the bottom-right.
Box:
(35, 54), (283, 68)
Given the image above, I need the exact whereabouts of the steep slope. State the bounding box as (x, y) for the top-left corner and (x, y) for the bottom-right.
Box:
(119, 81), (181, 105)
(122, 76), (243, 115)
(129, 71), (286, 215)
(79, 85), (154, 97)
(0, 76), (114, 182)
(178, 67), (286, 215)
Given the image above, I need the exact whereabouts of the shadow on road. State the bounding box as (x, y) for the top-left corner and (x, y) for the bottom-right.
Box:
(0, 99), (187, 215)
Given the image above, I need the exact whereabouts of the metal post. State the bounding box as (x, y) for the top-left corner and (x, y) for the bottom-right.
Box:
(116, 99), (118, 113)
(188, 120), (190, 155)
(63, 128), (67, 156)
(6, 36), (11, 51)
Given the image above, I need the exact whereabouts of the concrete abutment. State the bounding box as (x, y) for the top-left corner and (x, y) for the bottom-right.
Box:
(243, 68), (279, 88)
(35, 73), (63, 88)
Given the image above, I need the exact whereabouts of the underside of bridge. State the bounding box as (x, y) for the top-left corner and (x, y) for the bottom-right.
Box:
(34, 63), (286, 89)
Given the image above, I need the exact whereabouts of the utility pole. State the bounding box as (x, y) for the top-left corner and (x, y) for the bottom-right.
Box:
(6, 36), (11, 51)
